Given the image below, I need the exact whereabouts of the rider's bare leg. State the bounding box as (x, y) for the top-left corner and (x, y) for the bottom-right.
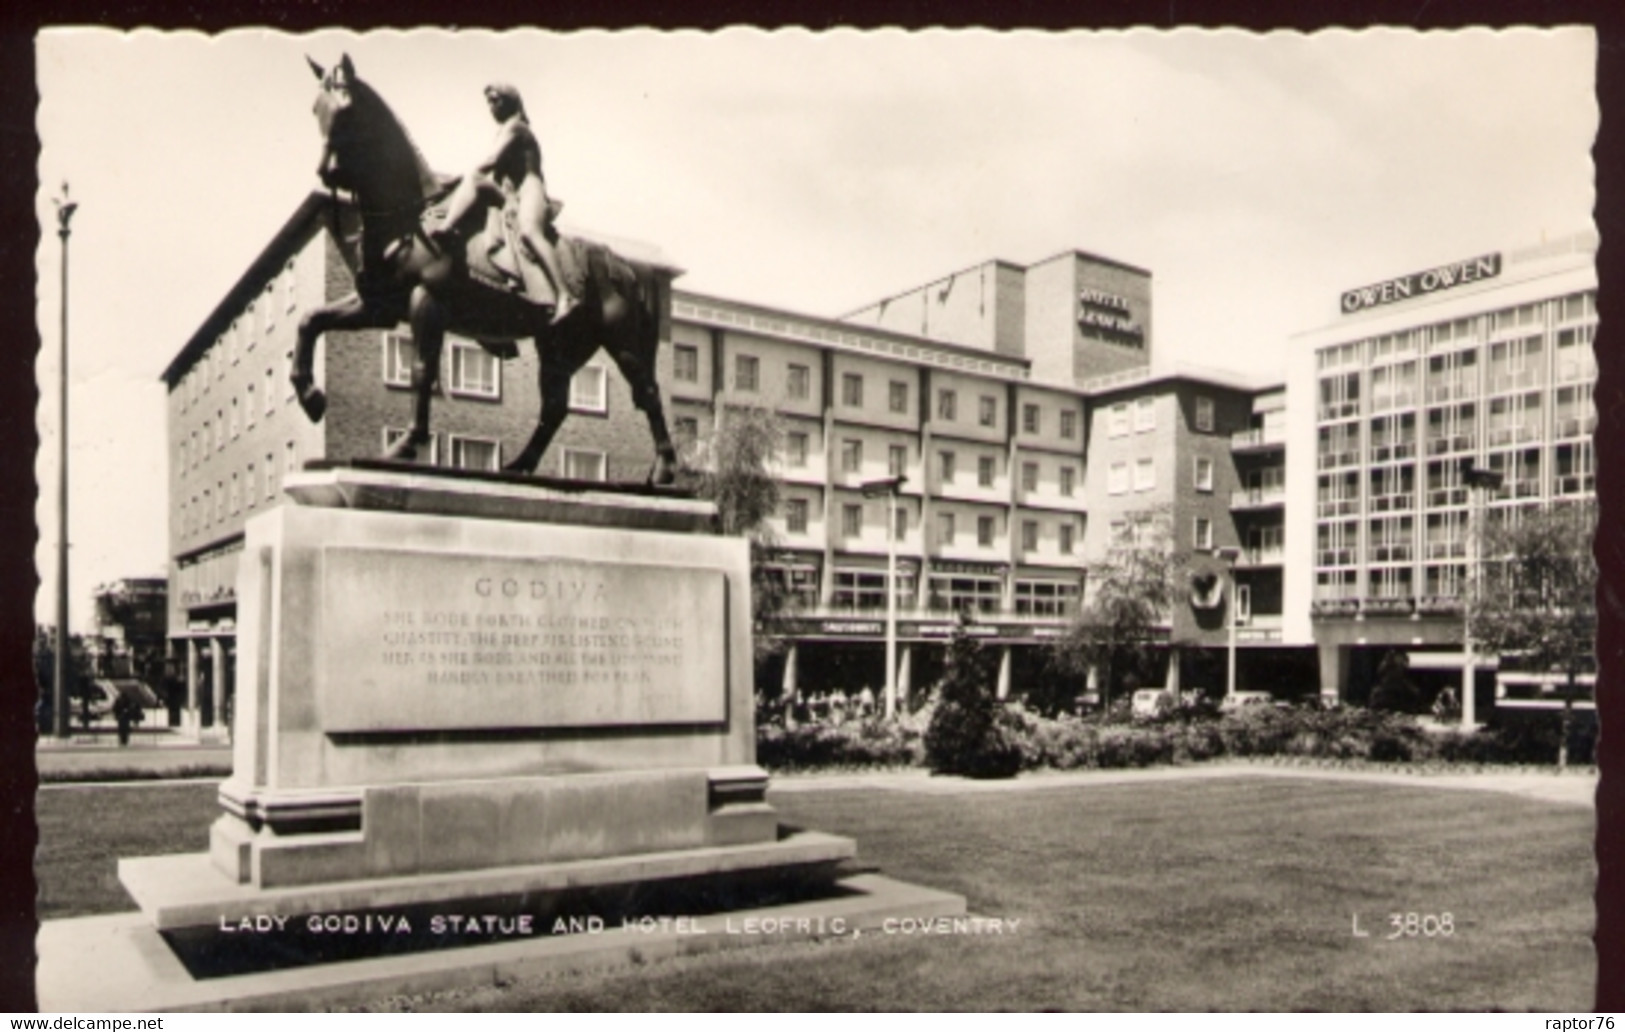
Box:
(527, 229), (575, 325)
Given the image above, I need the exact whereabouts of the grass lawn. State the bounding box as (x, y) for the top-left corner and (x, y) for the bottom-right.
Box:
(35, 775), (1593, 1010)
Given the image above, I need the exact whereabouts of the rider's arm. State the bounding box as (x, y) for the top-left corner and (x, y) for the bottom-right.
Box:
(468, 122), (523, 176)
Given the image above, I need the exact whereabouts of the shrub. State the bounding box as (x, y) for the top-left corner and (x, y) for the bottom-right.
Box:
(756, 718), (922, 772)
(923, 618), (1023, 779)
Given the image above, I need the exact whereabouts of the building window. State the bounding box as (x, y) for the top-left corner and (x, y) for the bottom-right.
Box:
(1021, 461), (1039, 493)
(978, 455), (996, 488)
(939, 450), (956, 484)
(200, 490), (210, 529)
(380, 429), (437, 465)
(978, 395), (997, 427)
(938, 512), (956, 545)
(1023, 403), (1040, 434)
(230, 399), (240, 439)
(449, 341), (500, 398)
(735, 354), (759, 392)
(245, 384), (256, 428)
(842, 503), (863, 538)
(786, 431), (809, 468)
(1015, 579), (1079, 616)
(1134, 396), (1156, 432)
(787, 363), (810, 401)
(215, 480), (225, 523)
(1195, 396), (1215, 433)
(1108, 403), (1129, 437)
(284, 261), (298, 312)
(1133, 457), (1155, 492)
(674, 416), (700, 445)
(265, 368), (277, 415)
(227, 323), (239, 366)
(1060, 409), (1077, 440)
(1194, 517), (1213, 550)
(260, 285), (273, 341)
(1060, 466), (1075, 497)
(832, 568), (917, 612)
(570, 365), (608, 413)
(841, 372), (863, 407)
(1021, 520), (1039, 552)
(937, 389), (957, 421)
(449, 435), (501, 471)
(215, 411), (224, 450)
(1194, 457), (1214, 492)
(265, 452), (276, 501)
(978, 514), (996, 547)
(888, 380), (908, 414)
(561, 447), (607, 481)
(189, 430), (199, 469)
(888, 444), (907, 478)
(1059, 523), (1075, 555)
(894, 506), (908, 540)
(230, 473), (240, 516)
(673, 344), (699, 383)
(841, 439), (863, 474)
(1108, 461), (1128, 495)
(785, 498), (809, 534)
(928, 573), (1001, 614)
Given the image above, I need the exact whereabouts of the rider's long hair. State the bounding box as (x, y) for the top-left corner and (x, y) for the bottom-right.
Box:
(485, 82), (529, 123)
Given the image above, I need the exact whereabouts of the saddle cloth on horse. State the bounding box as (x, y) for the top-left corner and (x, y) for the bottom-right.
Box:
(422, 194), (589, 311)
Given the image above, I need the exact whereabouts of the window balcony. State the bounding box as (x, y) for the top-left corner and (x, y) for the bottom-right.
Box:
(1231, 484), (1286, 509)
(1231, 426), (1286, 452)
(1236, 545), (1285, 567)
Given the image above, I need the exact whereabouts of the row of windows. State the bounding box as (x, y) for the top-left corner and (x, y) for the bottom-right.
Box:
(676, 344), (1081, 437)
(179, 441), (302, 539)
(1317, 385), (1595, 471)
(1315, 292), (1597, 372)
(180, 362), (296, 475)
(822, 571), (1080, 616)
(1105, 396), (1215, 437)
(179, 262), (300, 412)
(802, 499), (1081, 555)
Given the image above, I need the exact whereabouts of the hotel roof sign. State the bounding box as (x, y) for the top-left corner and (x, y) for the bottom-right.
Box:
(1340, 253), (1501, 315)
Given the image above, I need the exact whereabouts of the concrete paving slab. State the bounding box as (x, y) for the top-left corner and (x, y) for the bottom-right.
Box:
(37, 873), (965, 1012)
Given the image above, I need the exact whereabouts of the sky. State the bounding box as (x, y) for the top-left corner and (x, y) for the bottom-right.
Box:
(34, 27), (1597, 630)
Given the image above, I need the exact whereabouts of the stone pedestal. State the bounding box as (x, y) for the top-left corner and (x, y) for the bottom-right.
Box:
(121, 466), (862, 946)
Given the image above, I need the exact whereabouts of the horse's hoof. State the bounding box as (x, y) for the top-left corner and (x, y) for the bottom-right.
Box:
(295, 385), (327, 423)
(502, 457), (537, 475)
(382, 432), (428, 463)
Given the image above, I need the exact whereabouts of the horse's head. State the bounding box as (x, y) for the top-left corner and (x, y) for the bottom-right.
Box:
(306, 54), (439, 210)
(309, 54), (359, 190)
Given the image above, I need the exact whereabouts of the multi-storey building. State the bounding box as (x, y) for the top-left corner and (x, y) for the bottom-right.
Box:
(160, 194), (1294, 731)
(1286, 231), (1599, 715)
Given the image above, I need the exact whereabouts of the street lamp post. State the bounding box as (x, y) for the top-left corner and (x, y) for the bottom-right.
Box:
(1216, 545), (1241, 699)
(52, 183), (78, 739)
(1462, 464), (1504, 729)
(862, 475), (907, 720)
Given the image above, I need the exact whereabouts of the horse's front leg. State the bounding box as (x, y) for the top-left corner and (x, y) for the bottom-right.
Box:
(384, 285), (446, 461)
(293, 292), (401, 423)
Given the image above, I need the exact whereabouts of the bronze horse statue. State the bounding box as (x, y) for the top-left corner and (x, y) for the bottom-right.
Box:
(294, 55), (679, 483)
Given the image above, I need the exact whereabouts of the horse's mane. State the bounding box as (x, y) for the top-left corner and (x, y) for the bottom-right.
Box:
(345, 76), (443, 208)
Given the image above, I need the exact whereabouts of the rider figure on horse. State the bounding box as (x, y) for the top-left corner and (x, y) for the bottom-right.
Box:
(432, 82), (574, 325)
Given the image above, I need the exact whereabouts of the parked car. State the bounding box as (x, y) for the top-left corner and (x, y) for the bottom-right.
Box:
(1218, 690), (1276, 713)
(1131, 689), (1175, 719)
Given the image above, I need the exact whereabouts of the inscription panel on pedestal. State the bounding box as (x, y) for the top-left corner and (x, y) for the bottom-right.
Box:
(316, 549), (728, 732)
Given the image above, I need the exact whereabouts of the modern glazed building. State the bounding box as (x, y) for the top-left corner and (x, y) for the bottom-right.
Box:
(1285, 230), (1599, 717)
(160, 193), (1289, 732)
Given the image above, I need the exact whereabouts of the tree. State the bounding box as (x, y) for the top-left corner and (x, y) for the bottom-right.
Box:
(1369, 649), (1425, 714)
(1467, 498), (1596, 770)
(923, 611), (1022, 778)
(1050, 507), (1188, 710)
(686, 404), (799, 662)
